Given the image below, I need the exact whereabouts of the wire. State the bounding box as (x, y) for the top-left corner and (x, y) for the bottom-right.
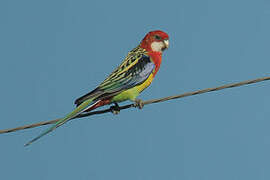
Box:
(0, 76), (270, 134)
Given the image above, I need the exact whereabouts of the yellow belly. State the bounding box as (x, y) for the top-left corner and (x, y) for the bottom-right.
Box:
(111, 74), (154, 102)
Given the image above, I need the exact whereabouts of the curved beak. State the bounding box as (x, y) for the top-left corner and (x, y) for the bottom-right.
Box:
(163, 39), (169, 49)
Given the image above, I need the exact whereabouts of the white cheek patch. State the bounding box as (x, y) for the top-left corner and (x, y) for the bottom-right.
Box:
(151, 41), (164, 52)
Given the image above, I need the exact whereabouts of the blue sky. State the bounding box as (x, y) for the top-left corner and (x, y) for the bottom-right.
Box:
(1, 0), (270, 179)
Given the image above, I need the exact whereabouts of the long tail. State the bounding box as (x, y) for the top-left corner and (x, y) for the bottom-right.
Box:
(24, 98), (98, 146)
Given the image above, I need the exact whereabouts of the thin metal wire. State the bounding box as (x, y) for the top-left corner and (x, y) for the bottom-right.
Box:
(1, 76), (270, 134)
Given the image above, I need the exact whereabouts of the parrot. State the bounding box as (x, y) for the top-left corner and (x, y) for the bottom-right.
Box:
(25, 30), (169, 146)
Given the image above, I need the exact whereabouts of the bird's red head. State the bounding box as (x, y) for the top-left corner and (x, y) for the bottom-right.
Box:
(140, 30), (169, 53)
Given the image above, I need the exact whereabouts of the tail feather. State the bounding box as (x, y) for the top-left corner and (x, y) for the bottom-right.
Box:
(24, 98), (97, 146)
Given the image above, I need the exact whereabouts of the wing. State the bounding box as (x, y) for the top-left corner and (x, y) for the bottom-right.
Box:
(75, 46), (154, 106)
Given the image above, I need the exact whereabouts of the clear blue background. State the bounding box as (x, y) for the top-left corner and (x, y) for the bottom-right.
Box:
(1, 0), (270, 179)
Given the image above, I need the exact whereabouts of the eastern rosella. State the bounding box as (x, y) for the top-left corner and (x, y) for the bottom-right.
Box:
(25, 30), (169, 146)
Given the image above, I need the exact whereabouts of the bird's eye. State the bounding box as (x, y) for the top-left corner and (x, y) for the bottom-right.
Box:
(154, 35), (162, 40)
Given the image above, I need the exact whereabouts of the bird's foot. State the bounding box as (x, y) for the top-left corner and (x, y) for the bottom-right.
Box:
(134, 99), (144, 109)
(110, 103), (121, 115)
